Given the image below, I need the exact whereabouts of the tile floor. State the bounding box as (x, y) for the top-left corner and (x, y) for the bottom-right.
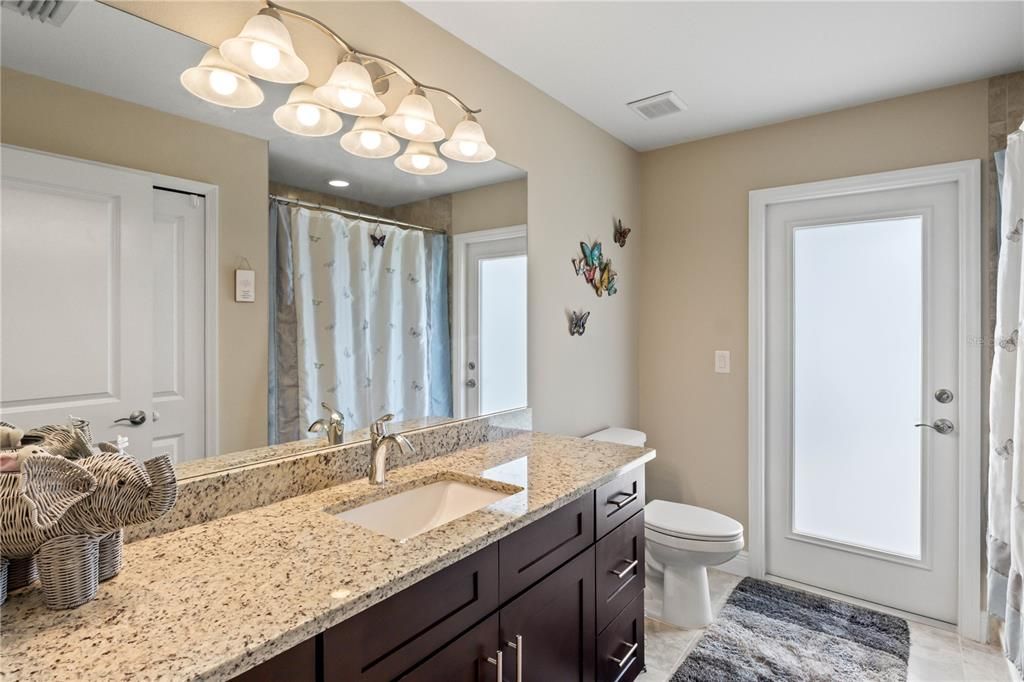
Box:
(639, 569), (1014, 682)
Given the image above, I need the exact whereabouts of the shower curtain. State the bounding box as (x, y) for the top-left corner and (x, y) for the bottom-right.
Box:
(269, 201), (451, 444)
(988, 130), (1023, 678)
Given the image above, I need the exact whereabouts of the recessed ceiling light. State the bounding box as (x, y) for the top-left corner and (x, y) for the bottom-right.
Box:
(328, 179), (350, 188)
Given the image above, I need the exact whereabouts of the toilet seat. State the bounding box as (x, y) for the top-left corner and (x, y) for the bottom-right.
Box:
(645, 500), (743, 542)
(646, 525), (745, 554)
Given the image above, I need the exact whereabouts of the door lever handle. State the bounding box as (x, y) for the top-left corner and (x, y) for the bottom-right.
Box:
(114, 410), (147, 426)
(914, 419), (954, 435)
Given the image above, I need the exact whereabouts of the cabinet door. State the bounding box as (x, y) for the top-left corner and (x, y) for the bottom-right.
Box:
(401, 615), (499, 682)
(498, 547), (595, 682)
(231, 638), (317, 682)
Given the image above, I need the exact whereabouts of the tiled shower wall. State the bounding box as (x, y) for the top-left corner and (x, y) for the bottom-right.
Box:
(983, 72), (1024, 466)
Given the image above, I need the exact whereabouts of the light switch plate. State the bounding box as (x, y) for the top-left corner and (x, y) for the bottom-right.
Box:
(715, 350), (730, 374)
(235, 269), (255, 302)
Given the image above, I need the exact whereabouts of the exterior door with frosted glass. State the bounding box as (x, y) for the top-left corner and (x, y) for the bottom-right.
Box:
(461, 232), (528, 418)
(765, 181), (960, 622)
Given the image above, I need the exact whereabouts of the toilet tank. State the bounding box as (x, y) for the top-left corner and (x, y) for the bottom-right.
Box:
(584, 427), (647, 447)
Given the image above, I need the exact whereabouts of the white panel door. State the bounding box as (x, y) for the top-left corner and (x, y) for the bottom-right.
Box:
(1, 146), (154, 453)
(764, 179), (961, 622)
(152, 189), (206, 463)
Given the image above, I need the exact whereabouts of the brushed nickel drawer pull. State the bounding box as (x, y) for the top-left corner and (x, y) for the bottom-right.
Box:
(608, 492), (637, 508)
(506, 634), (523, 682)
(609, 559), (639, 579)
(486, 651), (503, 680)
(610, 641), (639, 668)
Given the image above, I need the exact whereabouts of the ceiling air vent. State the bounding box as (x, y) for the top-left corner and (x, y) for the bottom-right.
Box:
(2, 0), (76, 26)
(627, 91), (687, 121)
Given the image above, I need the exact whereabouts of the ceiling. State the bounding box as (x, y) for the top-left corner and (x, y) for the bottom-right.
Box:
(0, 1), (524, 207)
(408, 1), (1024, 152)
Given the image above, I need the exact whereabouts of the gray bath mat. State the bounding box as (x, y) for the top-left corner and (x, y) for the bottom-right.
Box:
(671, 577), (910, 681)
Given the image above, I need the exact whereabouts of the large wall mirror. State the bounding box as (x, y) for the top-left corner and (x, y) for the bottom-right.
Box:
(0, 2), (527, 475)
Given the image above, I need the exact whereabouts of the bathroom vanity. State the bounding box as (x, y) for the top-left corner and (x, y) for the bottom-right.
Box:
(241, 466), (646, 682)
(0, 432), (653, 681)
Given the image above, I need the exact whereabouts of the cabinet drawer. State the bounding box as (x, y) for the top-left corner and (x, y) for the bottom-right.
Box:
(596, 510), (645, 633)
(232, 637), (316, 682)
(498, 493), (594, 602)
(596, 592), (645, 682)
(323, 543), (499, 681)
(595, 467), (645, 539)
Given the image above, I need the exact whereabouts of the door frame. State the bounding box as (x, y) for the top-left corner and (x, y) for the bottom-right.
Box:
(450, 224), (528, 419)
(2, 145), (221, 457)
(747, 160), (982, 640)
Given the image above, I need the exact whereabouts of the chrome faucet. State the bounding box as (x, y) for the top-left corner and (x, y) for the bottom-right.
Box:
(308, 402), (345, 445)
(369, 413), (414, 485)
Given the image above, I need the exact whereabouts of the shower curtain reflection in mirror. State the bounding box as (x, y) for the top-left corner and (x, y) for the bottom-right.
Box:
(269, 201), (451, 444)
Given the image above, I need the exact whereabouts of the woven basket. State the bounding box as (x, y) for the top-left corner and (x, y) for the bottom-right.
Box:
(98, 529), (123, 581)
(7, 556), (38, 590)
(36, 534), (98, 610)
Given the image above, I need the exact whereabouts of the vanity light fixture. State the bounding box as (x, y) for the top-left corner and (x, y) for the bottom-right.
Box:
(181, 1), (495, 175)
(219, 8), (308, 83)
(340, 116), (400, 159)
(180, 48), (264, 108)
(440, 114), (496, 163)
(384, 88), (445, 143)
(274, 85), (342, 136)
(328, 179), (350, 188)
(395, 141), (447, 176)
(314, 54), (386, 117)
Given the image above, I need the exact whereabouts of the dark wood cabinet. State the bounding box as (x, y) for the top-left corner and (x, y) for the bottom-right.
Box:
(232, 466), (646, 682)
(498, 547), (596, 682)
(401, 615), (499, 682)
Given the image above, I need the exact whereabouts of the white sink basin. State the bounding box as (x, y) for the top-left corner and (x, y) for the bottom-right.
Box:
(335, 479), (514, 541)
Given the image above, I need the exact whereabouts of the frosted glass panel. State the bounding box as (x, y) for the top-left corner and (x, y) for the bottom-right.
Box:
(479, 255), (527, 414)
(792, 217), (923, 558)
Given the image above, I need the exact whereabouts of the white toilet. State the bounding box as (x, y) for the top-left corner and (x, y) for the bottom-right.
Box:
(585, 427), (744, 629)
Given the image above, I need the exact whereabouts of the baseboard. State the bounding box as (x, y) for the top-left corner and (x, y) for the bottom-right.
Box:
(717, 550), (750, 577)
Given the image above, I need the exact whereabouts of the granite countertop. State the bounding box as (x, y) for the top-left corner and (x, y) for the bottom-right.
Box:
(0, 432), (655, 681)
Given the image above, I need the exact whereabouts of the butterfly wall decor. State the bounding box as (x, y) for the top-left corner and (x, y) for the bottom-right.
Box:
(572, 240), (618, 297)
(568, 309), (591, 336)
(613, 219), (631, 247)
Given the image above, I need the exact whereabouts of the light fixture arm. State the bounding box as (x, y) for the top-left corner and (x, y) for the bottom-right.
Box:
(264, 0), (482, 114)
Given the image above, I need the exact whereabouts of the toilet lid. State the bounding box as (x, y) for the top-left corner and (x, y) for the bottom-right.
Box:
(645, 500), (743, 541)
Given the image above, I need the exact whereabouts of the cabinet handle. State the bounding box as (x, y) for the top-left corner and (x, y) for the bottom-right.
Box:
(486, 651), (502, 680)
(506, 634), (523, 682)
(608, 491), (637, 509)
(610, 641), (639, 668)
(609, 559), (639, 579)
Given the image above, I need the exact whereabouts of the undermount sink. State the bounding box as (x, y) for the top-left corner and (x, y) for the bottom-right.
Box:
(335, 478), (515, 541)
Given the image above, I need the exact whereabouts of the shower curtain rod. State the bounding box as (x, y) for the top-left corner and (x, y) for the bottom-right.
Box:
(269, 194), (446, 234)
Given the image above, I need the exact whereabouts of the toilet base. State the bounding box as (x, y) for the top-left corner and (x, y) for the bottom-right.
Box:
(663, 564), (713, 629)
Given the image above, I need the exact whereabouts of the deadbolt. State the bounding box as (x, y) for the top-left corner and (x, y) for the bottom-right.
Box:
(934, 389), (954, 404)
(467, 361), (476, 370)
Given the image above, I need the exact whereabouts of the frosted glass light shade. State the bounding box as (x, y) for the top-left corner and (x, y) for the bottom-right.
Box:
(384, 89), (445, 142)
(440, 115), (496, 163)
(314, 58), (386, 117)
(341, 117), (400, 158)
(180, 48), (264, 108)
(220, 10), (308, 83)
(274, 85), (342, 137)
(395, 141), (447, 175)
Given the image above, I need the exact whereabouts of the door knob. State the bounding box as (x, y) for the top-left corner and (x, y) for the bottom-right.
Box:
(114, 410), (147, 426)
(915, 419), (954, 435)
(465, 378), (477, 388)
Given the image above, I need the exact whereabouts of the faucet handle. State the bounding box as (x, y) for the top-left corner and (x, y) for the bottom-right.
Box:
(371, 413), (395, 437)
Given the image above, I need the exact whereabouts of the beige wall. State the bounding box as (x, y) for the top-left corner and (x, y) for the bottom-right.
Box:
(117, 1), (641, 437)
(452, 178), (528, 234)
(638, 80), (990, 531)
(1, 68), (269, 455)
